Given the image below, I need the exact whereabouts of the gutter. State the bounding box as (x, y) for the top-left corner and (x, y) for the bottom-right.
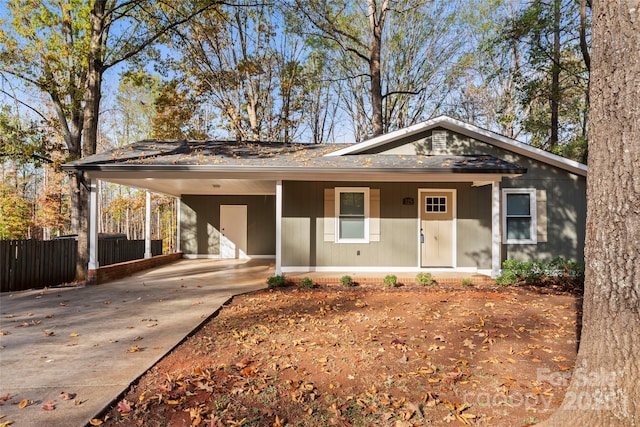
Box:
(62, 164), (527, 176)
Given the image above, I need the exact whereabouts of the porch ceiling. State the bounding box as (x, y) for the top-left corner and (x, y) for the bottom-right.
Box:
(100, 177), (277, 196)
(90, 170), (514, 197)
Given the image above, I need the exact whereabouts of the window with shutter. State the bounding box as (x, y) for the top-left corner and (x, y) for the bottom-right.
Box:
(502, 188), (537, 244)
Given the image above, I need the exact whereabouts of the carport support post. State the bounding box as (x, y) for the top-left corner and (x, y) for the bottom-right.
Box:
(491, 181), (501, 278)
(275, 180), (282, 276)
(176, 198), (181, 253)
(87, 178), (99, 284)
(145, 191), (152, 259)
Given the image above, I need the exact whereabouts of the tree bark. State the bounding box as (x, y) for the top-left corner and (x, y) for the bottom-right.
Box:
(367, 0), (388, 137)
(538, 2), (640, 425)
(76, 0), (106, 281)
(549, 0), (561, 149)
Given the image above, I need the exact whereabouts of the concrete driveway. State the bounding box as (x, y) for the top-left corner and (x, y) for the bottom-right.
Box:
(0, 259), (269, 427)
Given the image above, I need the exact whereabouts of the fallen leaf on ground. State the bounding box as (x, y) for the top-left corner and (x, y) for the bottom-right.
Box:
(18, 399), (31, 409)
(69, 332), (80, 337)
(42, 403), (56, 411)
(0, 393), (10, 402)
(127, 346), (143, 353)
(0, 420), (14, 427)
(117, 399), (132, 413)
(60, 392), (76, 400)
(89, 419), (103, 425)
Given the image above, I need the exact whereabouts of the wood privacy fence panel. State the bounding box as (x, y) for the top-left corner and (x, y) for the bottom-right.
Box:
(0, 239), (77, 293)
(1, 239), (162, 292)
(98, 240), (162, 266)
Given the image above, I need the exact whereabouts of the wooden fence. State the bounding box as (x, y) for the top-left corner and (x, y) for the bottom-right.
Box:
(0, 239), (162, 292)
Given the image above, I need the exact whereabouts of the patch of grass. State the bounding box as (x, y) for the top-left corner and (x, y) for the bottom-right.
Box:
(267, 275), (287, 288)
(461, 278), (473, 286)
(415, 272), (434, 286)
(299, 277), (315, 289)
(383, 274), (397, 288)
(340, 275), (355, 287)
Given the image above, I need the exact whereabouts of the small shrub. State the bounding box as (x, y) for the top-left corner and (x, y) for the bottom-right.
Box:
(497, 258), (585, 288)
(496, 269), (518, 286)
(340, 275), (355, 287)
(299, 277), (315, 289)
(461, 278), (473, 287)
(267, 275), (287, 288)
(415, 272), (434, 286)
(383, 274), (398, 288)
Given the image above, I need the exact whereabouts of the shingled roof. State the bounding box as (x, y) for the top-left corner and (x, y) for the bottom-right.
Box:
(63, 140), (526, 175)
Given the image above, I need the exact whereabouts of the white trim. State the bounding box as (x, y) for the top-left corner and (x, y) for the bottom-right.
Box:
(176, 197), (181, 253)
(88, 179), (99, 270)
(418, 189), (457, 268)
(502, 188), (537, 244)
(275, 180), (283, 275)
(324, 115), (587, 177)
(182, 254), (275, 259)
(281, 266), (490, 274)
(145, 191), (152, 258)
(491, 182), (501, 278)
(335, 187), (370, 243)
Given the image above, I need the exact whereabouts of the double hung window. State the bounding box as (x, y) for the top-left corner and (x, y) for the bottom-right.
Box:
(503, 188), (537, 244)
(336, 187), (369, 243)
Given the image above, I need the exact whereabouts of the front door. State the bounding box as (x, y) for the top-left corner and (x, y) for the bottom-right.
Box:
(420, 190), (455, 267)
(220, 205), (248, 259)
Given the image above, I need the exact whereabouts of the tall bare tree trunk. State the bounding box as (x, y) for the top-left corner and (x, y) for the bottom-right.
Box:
(539, 2), (640, 426)
(549, 0), (561, 149)
(367, 0), (388, 137)
(76, 0), (106, 282)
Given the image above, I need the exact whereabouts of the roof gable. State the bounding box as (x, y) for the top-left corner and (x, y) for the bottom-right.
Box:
(324, 115), (588, 177)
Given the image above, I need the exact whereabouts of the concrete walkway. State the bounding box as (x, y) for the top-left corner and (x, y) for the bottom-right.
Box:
(0, 259), (270, 427)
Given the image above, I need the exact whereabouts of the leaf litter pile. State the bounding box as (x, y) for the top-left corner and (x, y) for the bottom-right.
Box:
(99, 282), (580, 426)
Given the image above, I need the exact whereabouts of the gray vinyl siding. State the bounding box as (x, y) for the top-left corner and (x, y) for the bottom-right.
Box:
(180, 195), (276, 256)
(501, 174), (586, 262)
(372, 129), (587, 263)
(282, 181), (492, 269)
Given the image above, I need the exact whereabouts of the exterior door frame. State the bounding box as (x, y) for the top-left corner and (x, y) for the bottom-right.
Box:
(220, 204), (248, 259)
(417, 189), (457, 268)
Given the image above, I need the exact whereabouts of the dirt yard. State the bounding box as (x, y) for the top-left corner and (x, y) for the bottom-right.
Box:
(97, 280), (580, 427)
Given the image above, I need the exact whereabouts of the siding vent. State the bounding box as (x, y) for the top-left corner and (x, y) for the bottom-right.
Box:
(432, 130), (448, 154)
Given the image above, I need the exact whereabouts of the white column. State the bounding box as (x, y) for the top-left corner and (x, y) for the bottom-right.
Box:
(275, 180), (282, 275)
(176, 197), (181, 253)
(491, 181), (501, 278)
(88, 178), (99, 270)
(144, 191), (152, 258)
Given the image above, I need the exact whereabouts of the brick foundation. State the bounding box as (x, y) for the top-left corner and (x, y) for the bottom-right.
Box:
(94, 253), (183, 284)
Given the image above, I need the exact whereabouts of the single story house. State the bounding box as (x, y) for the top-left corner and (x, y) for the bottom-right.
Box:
(63, 115), (587, 278)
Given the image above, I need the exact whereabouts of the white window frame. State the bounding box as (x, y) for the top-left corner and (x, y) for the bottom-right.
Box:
(502, 188), (537, 244)
(335, 187), (370, 243)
